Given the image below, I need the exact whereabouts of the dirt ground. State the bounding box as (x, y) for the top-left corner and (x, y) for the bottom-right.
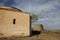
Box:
(0, 30), (60, 40)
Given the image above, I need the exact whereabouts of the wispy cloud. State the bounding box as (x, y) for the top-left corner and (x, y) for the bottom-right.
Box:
(12, 0), (60, 14)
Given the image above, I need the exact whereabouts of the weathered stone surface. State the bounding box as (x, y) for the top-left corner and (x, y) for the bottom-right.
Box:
(33, 24), (43, 31)
(0, 6), (30, 38)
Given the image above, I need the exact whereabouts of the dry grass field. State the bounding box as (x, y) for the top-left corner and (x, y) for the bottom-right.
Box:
(0, 30), (60, 40)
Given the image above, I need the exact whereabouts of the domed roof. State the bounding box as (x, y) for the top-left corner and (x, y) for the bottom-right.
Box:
(0, 6), (22, 12)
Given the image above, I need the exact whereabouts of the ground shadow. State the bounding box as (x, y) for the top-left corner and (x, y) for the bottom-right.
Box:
(30, 31), (41, 36)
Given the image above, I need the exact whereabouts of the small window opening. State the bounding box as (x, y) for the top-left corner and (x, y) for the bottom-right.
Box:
(13, 19), (16, 24)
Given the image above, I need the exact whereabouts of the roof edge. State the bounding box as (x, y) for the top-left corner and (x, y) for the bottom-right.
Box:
(0, 6), (22, 12)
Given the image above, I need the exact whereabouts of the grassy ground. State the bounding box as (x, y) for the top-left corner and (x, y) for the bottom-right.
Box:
(0, 30), (60, 40)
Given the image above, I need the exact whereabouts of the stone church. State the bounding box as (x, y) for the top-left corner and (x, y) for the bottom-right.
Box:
(0, 6), (30, 37)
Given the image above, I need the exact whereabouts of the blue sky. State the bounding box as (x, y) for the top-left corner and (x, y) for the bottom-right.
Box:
(0, 0), (60, 30)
